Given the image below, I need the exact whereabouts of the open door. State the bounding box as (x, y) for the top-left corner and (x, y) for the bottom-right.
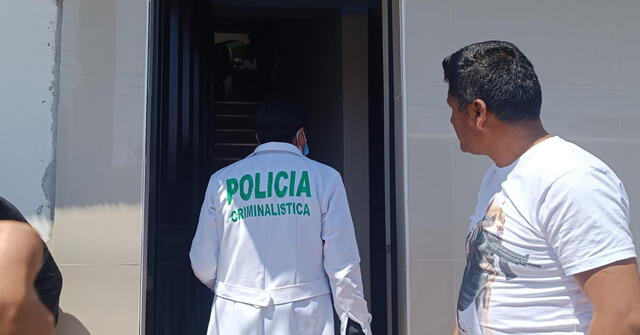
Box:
(144, 0), (396, 334)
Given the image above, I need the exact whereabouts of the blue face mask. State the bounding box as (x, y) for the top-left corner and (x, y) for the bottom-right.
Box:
(298, 129), (310, 156)
(303, 142), (310, 156)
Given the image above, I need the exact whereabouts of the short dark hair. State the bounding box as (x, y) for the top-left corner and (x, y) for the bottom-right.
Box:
(0, 196), (28, 222)
(442, 40), (542, 123)
(255, 96), (304, 143)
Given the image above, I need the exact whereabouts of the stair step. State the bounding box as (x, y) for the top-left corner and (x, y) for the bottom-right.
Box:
(214, 114), (255, 130)
(213, 129), (256, 143)
(213, 101), (260, 116)
(212, 143), (257, 159)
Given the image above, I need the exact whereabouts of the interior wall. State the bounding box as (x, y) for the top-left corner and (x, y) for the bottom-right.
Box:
(275, 13), (344, 171)
(274, 10), (372, 307)
(51, 0), (147, 333)
(398, 0), (640, 334)
(341, 11), (371, 307)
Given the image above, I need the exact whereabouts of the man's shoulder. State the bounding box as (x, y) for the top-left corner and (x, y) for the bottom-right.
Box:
(302, 158), (341, 178)
(521, 137), (614, 183)
(209, 159), (246, 184)
(209, 155), (341, 182)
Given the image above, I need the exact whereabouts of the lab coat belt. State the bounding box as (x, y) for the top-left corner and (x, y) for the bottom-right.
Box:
(214, 279), (331, 307)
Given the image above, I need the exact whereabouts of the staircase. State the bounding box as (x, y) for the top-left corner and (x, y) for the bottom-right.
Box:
(212, 101), (260, 171)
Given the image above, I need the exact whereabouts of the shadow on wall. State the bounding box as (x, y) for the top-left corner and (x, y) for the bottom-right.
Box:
(55, 310), (91, 335)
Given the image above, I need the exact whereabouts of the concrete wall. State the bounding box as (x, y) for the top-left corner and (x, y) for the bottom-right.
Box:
(398, 0), (640, 333)
(50, 0), (148, 334)
(0, 0), (60, 237)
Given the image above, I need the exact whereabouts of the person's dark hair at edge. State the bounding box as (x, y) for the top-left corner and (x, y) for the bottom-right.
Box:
(442, 40), (542, 123)
(0, 196), (63, 324)
(255, 96), (304, 143)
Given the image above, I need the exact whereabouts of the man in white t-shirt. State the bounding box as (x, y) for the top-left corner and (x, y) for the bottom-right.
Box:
(442, 40), (640, 335)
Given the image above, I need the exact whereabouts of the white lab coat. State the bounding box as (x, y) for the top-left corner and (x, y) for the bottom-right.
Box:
(190, 142), (372, 335)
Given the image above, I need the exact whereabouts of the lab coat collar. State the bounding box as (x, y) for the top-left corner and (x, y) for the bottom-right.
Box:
(252, 142), (303, 156)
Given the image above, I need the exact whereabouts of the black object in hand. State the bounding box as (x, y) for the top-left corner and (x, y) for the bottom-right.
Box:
(347, 319), (364, 335)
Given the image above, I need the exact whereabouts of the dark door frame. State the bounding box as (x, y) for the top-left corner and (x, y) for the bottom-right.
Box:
(143, 0), (398, 334)
(143, 1), (216, 334)
(368, 0), (398, 333)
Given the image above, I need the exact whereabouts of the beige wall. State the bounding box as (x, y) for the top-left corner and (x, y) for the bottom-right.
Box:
(50, 0), (148, 334)
(398, 0), (640, 333)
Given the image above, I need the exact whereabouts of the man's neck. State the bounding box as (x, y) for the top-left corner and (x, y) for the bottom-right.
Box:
(488, 119), (551, 168)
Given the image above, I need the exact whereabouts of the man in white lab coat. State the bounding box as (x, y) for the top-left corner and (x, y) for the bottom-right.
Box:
(190, 97), (372, 335)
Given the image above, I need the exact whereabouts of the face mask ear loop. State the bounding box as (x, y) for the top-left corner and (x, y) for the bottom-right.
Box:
(296, 129), (304, 153)
(302, 131), (309, 156)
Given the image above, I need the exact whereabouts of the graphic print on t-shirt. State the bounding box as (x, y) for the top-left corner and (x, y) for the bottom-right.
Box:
(457, 199), (541, 334)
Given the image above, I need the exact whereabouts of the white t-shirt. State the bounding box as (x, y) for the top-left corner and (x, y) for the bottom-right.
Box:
(457, 136), (637, 335)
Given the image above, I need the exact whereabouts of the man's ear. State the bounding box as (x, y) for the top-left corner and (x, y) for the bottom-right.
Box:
(296, 127), (305, 144)
(471, 99), (488, 130)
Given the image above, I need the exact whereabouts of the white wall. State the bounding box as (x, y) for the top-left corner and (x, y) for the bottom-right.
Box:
(50, 0), (148, 334)
(0, 0), (60, 236)
(399, 0), (640, 333)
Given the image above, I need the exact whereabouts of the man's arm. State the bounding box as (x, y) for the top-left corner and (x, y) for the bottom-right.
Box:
(190, 177), (221, 290)
(0, 220), (54, 335)
(574, 258), (640, 335)
(321, 173), (372, 335)
(538, 169), (638, 333)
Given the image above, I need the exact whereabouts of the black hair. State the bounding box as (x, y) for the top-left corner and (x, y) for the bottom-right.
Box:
(442, 40), (542, 123)
(255, 96), (304, 143)
(0, 196), (28, 222)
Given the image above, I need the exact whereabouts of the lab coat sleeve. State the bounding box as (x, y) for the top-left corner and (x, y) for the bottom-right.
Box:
(189, 177), (221, 290)
(321, 173), (373, 335)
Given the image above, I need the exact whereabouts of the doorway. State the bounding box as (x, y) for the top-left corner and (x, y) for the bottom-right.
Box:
(144, 1), (396, 334)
